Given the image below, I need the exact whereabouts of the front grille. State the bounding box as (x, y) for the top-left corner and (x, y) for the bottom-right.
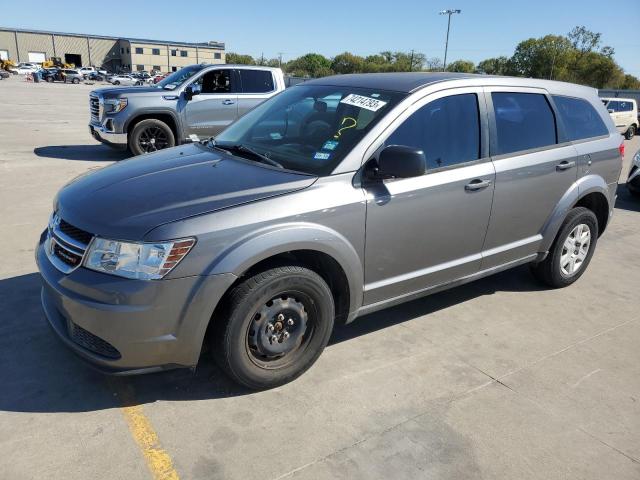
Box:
(59, 219), (93, 245)
(69, 322), (121, 359)
(46, 215), (93, 274)
(89, 95), (99, 122)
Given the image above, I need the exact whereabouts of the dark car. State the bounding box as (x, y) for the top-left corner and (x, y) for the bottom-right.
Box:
(0, 70), (10, 79)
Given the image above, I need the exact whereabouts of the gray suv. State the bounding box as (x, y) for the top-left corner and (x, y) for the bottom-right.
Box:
(39, 73), (623, 389)
(89, 64), (285, 155)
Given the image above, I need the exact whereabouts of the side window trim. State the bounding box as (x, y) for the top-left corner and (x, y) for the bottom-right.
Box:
(364, 87), (491, 176)
(484, 86), (561, 158)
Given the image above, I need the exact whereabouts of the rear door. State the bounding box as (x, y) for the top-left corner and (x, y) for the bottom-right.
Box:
(236, 69), (278, 118)
(481, 87), (578, 269)
(183, 68), (239, 138)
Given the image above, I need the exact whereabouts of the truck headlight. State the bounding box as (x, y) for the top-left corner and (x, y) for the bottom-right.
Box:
(104, 98), (128, 114)
(84, 237), (195, 280)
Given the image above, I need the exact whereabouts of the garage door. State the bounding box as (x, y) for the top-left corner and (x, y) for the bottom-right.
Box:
(0, 50), (8, 61)
(28, 52), (46, 63)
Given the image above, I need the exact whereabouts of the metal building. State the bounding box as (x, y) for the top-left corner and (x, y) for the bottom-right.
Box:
(0, 27), (225, 72)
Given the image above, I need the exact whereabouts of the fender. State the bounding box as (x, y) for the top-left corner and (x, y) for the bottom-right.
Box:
(206, 222), (364, 319)
(539, 174), (611, 253)
(123, 108), (183, 137)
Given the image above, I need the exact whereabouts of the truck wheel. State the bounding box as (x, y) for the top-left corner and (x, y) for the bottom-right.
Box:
(625, 125), (636, 140)
(212, 265), (335, 389)
(530, 207), (598, 288)
(129, 119), (175, 155)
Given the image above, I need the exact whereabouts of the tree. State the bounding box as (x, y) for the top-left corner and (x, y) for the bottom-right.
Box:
(424, 57), (444, 72)
(331, 52), (365, 74)
(225, 53), (255, 65)
(476, 56), (511, 75)
(446, 60), (475, 73)
(285, 53), (332, 77)
(509, 35), (573, 80)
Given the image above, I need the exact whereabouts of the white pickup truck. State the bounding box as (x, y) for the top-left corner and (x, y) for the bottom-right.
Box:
(602, 97), (638, 140)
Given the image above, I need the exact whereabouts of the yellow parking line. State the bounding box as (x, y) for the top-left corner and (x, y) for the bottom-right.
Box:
(113, 380), (180, 480)
(120, 404), (180, 480)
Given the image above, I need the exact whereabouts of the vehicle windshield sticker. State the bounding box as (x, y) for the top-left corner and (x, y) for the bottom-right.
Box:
(334, 117), (358, 139)
(322, 140), (339, 151)
(313, 152), (331, 161)
(340, 94), (387, 112)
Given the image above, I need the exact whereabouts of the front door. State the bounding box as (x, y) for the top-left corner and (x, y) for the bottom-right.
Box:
(363, 89), (495, 305)
(480, 88), (579, 269)
(184, 69), (239, 139)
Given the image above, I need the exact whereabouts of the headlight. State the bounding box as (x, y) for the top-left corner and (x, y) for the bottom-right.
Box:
(104, 97), (127, 114)
(84, 237), (195, 280)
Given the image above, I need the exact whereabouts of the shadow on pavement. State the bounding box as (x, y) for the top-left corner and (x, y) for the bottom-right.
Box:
(615, 183), (640, 212)
(0, 266), (544, 414)
(34, 145), (129, 162)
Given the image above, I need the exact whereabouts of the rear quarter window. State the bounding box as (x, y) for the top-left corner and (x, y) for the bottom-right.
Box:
(491, 92), (557, 155)
(552, 95), (609, 141)
(239, 70), (275, 94)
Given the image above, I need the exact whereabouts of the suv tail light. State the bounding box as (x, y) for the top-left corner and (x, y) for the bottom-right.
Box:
(619, 141), (625, 158)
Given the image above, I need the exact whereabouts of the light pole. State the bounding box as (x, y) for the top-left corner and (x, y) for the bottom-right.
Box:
(439, 9), (461, 70)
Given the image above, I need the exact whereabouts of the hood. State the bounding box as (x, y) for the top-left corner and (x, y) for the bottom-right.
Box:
(91, 86), (164, 98)
(56, 144), (316, 240)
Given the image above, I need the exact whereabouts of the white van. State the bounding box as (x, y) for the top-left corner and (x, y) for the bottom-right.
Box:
(602, 97), (638, 139)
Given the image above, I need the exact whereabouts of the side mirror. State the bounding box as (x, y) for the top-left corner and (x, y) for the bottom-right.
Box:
(375, 145), (426, 179)
(184, 84), (201, 101)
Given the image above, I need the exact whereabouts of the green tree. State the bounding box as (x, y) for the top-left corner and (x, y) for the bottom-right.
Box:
(285, 53), (332, 77)
(476, 56), (511, 75)
(225, 52), (255, 65)
(331, 52), (365, 74)
(446, 60), (475, 73)
(509, 35), (574, 80)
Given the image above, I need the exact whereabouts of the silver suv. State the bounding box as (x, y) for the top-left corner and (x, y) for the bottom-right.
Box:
(89, 64), (285, 155)
(39, 73), (623, 389)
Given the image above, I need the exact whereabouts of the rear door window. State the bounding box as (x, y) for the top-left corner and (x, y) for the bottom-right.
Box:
(386, 93), (481, 170)
(552, 95), (609, 141)
(491, 92), (557, 155)
(239, 70), (275, 93)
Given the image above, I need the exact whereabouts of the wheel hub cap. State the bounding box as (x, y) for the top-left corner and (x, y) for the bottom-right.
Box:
(248, 297), (308, 358)
(560, 223), (591, 276)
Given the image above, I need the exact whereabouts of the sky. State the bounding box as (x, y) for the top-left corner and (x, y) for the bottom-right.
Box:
(3, 0), (639, 75)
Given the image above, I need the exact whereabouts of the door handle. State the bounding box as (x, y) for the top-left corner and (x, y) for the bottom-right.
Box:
(222, 99), (235, 105)
(465, 179), (492, 191)
(556, 160), (576, 171)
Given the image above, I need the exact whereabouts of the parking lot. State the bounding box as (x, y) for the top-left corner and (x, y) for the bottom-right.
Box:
(1, 74), (639, 479)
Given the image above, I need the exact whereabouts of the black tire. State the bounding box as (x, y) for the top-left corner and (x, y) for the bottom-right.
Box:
(72, 78), (80, 84)
(530, 207), (598, 288)
(128, 118), (175, 155)
(46, 76), (53, 83)
(114, 80), (120, 85)
(625, 125), (636, 140)
(212, 265), (335, 389)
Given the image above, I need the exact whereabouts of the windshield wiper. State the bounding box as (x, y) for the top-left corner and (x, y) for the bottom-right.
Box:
(212, 141), (284, 169)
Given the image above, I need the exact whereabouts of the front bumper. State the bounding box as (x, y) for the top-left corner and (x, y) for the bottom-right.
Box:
(89, 122), (128, 149)
(36, 236), (236, 374)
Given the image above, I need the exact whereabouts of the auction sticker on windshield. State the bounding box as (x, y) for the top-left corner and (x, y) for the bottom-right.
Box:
(340, 94), (388, 112)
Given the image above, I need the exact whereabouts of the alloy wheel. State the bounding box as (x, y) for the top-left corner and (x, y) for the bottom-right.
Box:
(138, 127), (169, 153)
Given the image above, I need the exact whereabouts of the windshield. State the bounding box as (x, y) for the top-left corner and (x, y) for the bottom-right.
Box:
(214, 85), (405, 175)
(156, 64), (206, 90)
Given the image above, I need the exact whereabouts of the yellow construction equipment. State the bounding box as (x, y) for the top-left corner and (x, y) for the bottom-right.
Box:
(42, 57), (74, 69)
(1, 59), (16, 71)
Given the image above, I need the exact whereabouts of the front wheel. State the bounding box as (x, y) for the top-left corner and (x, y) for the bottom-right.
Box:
(212, 266), (335, 389)
(530, 207), (598, 288)
(128, 118), (175, 155)
(72, 78), (80, 84)
(625, 125), (636, 140)
(113, 80), (120, 85)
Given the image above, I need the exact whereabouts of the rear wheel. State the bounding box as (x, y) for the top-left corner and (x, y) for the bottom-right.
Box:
(46, 76), (53, 83)
(72, 77), (80, 84)
(212, 265), (335, 389)
(625, 125), (636, 140)
(113, 80), (120, 85)
(530, 207), (598, 288)
(129, 118), (175, 155)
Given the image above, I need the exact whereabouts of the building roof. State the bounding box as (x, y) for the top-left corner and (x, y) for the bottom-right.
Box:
(304, 72), (483, 93)
(0, 27), (224, 50)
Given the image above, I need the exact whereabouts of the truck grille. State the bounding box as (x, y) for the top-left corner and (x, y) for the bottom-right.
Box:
(69, 321), (121, 359)
(46, 214), (93, 274)
(89, 95), (99, 122)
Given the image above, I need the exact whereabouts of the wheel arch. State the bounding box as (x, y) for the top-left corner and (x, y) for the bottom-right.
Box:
(125, 110), (181, 143)
(539, 175), (612, 253)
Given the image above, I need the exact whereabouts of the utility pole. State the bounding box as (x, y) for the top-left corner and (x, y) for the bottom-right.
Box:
(260, 52), (264, 65)
(277, 52), (283, 68)
(439, 9), (461, 70)
(409, 49), (414, 72)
